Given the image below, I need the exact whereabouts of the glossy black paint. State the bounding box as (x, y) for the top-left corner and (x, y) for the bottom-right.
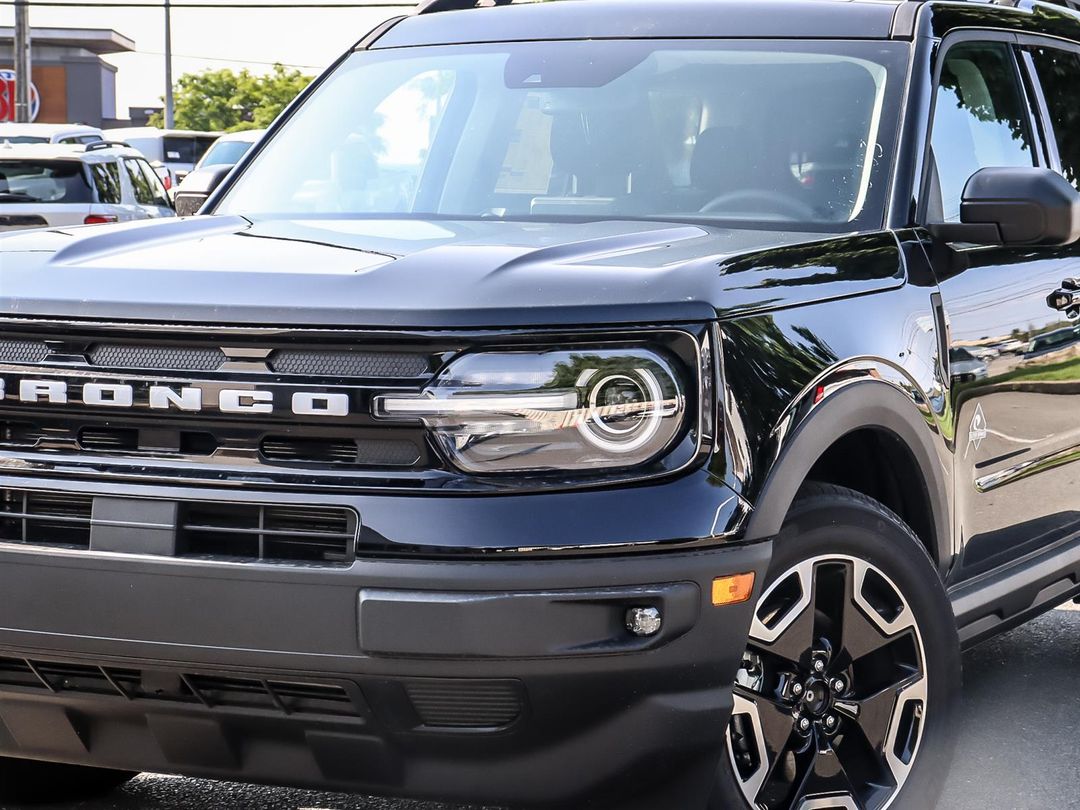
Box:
(1, 1), (1080, 806)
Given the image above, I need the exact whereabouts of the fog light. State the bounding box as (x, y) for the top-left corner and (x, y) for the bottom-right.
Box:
(625, 606), (663, 637)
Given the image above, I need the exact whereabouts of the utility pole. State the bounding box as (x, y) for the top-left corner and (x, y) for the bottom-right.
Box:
(163, 0), (174, 128)
(14, 0), (32, 123)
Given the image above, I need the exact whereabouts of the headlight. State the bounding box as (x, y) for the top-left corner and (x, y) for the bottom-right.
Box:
(373, 347), (689, 474)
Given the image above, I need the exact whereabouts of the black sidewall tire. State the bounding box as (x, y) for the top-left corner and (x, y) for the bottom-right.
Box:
(712, 486), (962, 810)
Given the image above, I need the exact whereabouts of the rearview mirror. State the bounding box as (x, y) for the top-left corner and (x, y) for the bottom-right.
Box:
(173, 164), (233, 217)
(928, 167), (1080, 247)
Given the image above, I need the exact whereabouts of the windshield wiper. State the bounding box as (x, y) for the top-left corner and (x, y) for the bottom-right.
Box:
(0, 192), (39, 203)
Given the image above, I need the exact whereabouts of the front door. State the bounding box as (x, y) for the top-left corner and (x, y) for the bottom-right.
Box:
(926, 37), (1080, 580)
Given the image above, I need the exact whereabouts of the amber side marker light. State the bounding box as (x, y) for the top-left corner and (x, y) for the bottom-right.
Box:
(712, 573), (756, 606)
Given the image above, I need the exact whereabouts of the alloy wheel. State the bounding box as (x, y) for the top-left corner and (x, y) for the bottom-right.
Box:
(726, 555), (927, 810)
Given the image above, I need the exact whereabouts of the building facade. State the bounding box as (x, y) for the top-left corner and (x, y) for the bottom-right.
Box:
(0, 27), (133, 127)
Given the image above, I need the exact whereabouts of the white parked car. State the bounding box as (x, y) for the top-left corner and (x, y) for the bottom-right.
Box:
(0, 142), (175, 232)
(0, 123), (105, 146)
(194, 129), (266, 171)
(102, 127), (221, 182)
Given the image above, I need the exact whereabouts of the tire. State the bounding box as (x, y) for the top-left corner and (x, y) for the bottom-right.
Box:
(0, 757), (136, 805)
(711, 483), (961, 810)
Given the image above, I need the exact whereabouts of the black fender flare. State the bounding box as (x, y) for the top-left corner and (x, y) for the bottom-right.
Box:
(741, 380), (952, 575)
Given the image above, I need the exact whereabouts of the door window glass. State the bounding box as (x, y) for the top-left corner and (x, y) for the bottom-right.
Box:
(90, 162), (122, 204)
(1026, 46), (1080, 191)
(136, 159), (171, 207)
(930, 42), (1035, 221)
(123, 158), (156, 204)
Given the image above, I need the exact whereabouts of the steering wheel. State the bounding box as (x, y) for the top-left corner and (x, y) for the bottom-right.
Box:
(700, 189), (816, 220)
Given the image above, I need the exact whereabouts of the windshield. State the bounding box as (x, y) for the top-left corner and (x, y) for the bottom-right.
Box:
(198, 139), (256, 169)
(218, 39), (906, 230)
(0, 160), (93, 204)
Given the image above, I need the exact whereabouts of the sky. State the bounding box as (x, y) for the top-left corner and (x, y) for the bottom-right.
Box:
(0, 1), (412, 114)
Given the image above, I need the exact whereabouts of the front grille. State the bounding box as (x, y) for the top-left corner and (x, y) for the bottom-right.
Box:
(404, 679), (524, 728)
(0, 487), (357, 565)
(178, 502), (357, 565)
(76, 426), (218, 456)
(268, 349), (430, 378)
(0, 326), (454, 487)
(0, 489), (93, 549)
(260, 436), (421, 467)
(88, 343), (226, 372)
(0, 656), (362, 719)
(0, 338), (48, 364)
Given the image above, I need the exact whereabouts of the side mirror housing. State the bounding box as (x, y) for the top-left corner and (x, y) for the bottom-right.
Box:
(928, 167), (1080, 247)
(173, 164), (233, 217)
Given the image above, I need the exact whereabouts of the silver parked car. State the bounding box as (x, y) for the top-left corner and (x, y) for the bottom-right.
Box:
(0, 142), (175, 232)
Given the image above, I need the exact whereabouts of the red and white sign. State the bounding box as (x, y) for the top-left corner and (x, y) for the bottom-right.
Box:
(0, 70), (41, 122)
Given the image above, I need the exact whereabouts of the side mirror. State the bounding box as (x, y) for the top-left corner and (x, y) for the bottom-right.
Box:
(173, 164), (233, 217)
(928, 167), (1080, 247)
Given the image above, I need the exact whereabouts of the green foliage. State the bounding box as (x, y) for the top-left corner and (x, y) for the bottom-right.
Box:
(149, 64), (312, 132)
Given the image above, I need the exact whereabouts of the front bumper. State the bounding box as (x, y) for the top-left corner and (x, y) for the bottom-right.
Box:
(0, 473), (769, 808)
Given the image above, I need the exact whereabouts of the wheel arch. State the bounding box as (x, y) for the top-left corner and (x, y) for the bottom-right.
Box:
(741, 380), (952, 578)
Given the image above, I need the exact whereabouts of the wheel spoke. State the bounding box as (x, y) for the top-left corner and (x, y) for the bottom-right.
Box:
(836, 562), (904, 666)
(750, 559), (817, 668)
(790, 735), (866, 810)
(730, 686), (799, 804)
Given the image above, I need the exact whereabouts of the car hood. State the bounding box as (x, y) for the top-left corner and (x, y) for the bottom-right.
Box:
(0, 216), (903, 328)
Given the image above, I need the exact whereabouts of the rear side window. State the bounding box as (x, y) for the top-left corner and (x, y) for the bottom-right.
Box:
(123, 158), (156, 204)
(1026, 46), (1080, 192)
(0, 160), (93, 204)
(90, 162), (122, 204)
(929, 42), (1035, 221)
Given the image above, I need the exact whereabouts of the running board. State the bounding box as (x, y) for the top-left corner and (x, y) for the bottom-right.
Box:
(950, 533), (1080, 650)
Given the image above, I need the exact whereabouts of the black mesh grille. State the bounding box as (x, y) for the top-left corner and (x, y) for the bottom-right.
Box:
(268, 349), (429, 378)
(261, 436), (421, 466)
(0, 339), (49, 364)
(88, 343), (226, 372)
(178, 502), (357, 565)
(0, 489), (93, 549)
(404, 680), (524, 728)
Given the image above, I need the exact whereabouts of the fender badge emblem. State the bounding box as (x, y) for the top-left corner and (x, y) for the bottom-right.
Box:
(969, 403), (989, 452)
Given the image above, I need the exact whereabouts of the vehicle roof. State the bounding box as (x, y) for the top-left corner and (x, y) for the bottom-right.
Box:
(375, 0), (1080, 47)
(102, 127), (223, 139)
(374, 0), (906, 48)
(0, 122), (103, 136)
(213, 129), (266, 143)
(0, 142), (141, 161)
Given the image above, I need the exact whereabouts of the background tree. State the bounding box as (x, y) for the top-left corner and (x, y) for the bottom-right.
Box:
(149, 64), (313, 131)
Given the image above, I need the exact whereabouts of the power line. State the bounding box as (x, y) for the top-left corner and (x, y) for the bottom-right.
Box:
(131, 49), (323, 69)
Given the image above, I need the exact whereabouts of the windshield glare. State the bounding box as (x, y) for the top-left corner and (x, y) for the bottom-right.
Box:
(218, 40), (907, 230)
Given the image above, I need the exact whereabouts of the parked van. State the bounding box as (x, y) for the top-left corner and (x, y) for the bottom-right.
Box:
(102, 127), (221, 181)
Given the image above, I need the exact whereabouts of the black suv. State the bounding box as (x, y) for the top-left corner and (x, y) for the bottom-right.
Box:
(2, 1), (1080, 808)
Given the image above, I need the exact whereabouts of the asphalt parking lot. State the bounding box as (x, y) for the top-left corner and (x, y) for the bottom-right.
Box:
(10, 603), (1080, 810)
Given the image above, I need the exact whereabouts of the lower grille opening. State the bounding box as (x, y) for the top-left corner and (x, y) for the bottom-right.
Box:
(178, 502), (357, 565)
(0, 656), (361, 719)
(404, 679), (524, 729)
(0, 489), (93, 549)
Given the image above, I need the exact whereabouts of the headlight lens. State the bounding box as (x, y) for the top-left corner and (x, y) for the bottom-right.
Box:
(374, 348), (689, 474)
